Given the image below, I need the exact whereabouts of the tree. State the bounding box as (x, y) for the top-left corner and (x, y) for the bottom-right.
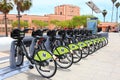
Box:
(111, 0), (117, 22)
(102, 9), (107, 22)
(67, 20), (77, 29)
(12, 20), (29, 28)
(0, 0), (13, 36)
(115, 2), (120, 23)
(14, 0), (32, 29)
(32, 20), (48, 29)
(57, 20), (69, 29)
(72, 15), (94, 27)
(50, 20), (60, 28)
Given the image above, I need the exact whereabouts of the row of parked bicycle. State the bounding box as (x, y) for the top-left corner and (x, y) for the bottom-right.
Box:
(10, 28), (108, 78)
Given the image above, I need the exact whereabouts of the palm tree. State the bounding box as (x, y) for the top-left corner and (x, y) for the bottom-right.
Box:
(115, 2), (120, 23)
(14, 0), (32, 29)
(111, 0), (117, 22)
(102, 9), (107, 22)
(0, 0), (13, 36)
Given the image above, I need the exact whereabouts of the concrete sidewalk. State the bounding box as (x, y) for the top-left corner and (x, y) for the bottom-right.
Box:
(1, 33), (120, 80)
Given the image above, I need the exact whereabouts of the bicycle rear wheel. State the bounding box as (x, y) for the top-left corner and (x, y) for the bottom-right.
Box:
(35, 58), (57, 78)
(14, 44), (24, 67)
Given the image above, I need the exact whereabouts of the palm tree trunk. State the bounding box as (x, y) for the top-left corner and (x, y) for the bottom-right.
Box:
(111, 4), (114, 22)
(4, 13), (8, 37)
(104, 17), (105, 22)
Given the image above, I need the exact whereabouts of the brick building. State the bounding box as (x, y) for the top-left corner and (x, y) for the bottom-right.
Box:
(98, 22), (118, 32)
(0, 4), (80, 34)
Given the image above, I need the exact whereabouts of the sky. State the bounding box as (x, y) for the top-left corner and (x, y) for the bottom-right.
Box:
(9, 0), (120, 23)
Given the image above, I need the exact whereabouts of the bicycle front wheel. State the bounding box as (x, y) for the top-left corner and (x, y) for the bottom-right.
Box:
(81, 47), (89, 58)
(56, 53), (73, 69)
(72, 50), (82, 63)
(35, 58), (57, 78)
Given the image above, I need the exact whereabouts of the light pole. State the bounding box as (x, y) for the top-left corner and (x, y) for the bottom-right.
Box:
(16, 0), (22, 29)
(102, 9), (107, 22)
(4, 0), (8, 36)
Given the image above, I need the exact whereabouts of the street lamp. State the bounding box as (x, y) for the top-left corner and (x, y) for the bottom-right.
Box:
(102, 9), (107, 22)
(86, 1), (101, 15)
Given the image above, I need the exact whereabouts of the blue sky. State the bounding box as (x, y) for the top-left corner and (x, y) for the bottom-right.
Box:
(9, 0), (120, 22)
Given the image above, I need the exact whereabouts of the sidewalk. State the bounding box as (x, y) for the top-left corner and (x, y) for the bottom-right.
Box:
(1, 33), (120, 80)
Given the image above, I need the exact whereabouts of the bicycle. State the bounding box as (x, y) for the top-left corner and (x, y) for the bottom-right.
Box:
(11, 28), (57, 78)
(46, 30), (73, 69)
(58, 29), (82, 63)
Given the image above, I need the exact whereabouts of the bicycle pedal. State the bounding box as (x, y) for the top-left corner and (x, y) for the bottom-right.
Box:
(29, 65), (34, 69)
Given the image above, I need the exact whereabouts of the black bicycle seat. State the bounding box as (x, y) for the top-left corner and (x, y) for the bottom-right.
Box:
(11, 28), (25, 39)
(73, 29), (79, 35)
(32, 29), (43, 37)
(66, 29), (73, 36)
(47, 30), (56, 37)
(58, 30), (66, 37)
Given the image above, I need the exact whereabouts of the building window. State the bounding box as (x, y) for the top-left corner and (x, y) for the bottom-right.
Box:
(0, 20), (2, 24)
(1, 20), (4, 24)
(8, 20), (13, 24)
(60, 12), (62, 15)
(70, 10), (73, 12)
(8, 27), (11, 32)
(0, 27), (1, 32)
(2, 27), (5, 32)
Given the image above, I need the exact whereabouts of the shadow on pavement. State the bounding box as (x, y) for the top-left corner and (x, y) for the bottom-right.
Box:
(23, 71), (52, 80)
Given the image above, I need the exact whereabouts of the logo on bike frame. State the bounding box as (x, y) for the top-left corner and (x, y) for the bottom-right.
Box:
(72, 46), (75, 48)
(42, 53), (46, 57)
(61, 48), (64, 52)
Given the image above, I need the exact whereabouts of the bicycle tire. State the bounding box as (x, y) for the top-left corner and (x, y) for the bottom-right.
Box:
(35, 57), (57, 78)
(89, 44), (95, 55)
(104, 38), (108, 46)
(72, 50), (82, 63)
(14, 44), (24, 67)
(81, 47), (89, 58)
(56, 52), (73, 69)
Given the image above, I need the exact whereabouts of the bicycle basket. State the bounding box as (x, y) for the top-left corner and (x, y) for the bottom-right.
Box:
(11, 28), (25, 39)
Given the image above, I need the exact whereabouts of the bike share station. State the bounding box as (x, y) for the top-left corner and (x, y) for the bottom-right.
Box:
(0, 20), (108, 80)
(87, 17), (108, 38)
(0, 37), (33, 80)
